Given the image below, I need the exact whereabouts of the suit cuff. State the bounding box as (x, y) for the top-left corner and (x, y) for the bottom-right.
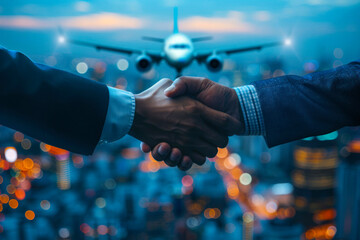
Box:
(234, 85), (265, 136)
(99, 87), (135, 144)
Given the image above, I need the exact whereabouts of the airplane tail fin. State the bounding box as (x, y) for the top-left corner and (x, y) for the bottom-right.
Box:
(173, 7), (179, 33)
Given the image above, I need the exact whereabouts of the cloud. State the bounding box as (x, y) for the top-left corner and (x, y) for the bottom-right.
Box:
(0, 16), (50, 29)
(179, 11), (256, 33)
(62, 13), (143, 30)
(0, 12), (144, 31)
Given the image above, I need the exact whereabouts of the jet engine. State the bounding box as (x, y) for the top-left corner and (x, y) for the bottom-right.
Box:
(205, 55), (223, 72)
(136, 55), (153, 72)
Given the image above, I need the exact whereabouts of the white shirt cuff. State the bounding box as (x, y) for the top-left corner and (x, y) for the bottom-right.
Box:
(99, 86), (135, 144)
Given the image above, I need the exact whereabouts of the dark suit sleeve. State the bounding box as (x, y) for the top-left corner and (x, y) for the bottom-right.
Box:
(252, 60), (360, 147)
(0, 47), (109, 155)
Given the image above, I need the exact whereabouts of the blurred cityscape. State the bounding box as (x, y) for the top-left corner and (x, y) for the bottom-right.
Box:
(0, 47), (359, 240)
(1, 0), (360, 239)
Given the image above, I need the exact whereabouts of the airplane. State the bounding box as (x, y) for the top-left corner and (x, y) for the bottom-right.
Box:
(59, 7), (291, 77)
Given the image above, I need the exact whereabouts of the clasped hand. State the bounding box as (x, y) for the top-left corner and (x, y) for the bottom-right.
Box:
(129, 78), (243, 171)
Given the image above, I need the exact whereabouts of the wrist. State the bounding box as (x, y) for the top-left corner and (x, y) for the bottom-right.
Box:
(128, 93), (146, 138)
(229, 88), (245, 134)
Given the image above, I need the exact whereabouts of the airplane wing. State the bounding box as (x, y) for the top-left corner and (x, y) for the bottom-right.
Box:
(195, 41), (283, 62)
(65, 39), (164, 63)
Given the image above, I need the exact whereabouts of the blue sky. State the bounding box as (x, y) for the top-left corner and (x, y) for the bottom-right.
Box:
(0, 0), (359, 74)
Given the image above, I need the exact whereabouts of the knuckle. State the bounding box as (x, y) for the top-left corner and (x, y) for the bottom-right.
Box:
(177, 76), (187, 82)
(200, 77), (211, 87)
(200, 77), (209, 83)
(160, 78), (173, 87)
(221, 114), (230, 125)
(187, 104), (199, 114)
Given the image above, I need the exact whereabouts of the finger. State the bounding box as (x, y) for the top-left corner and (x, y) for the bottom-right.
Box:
(144, 78), (173, 95)
(169, 148), (183, 166)
(164, 77), (211, 98)
(163, 148), (182, 167)
(178, 156), (193, 171)
(185, 138), (218, 158)
(200, 105), (244, 136)
(140, 142), (151, 153)
(195, 144), (218, 159)
(151, 143), (171, 161)
(197, 123), (229, 149)
(188, 151), (207, 166)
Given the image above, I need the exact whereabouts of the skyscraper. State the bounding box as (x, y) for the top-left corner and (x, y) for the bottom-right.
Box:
(336, 138), (360, 240)
(292, 132), (338, 239)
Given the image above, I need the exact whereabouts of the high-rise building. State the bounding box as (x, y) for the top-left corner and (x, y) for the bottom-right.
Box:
(336, 138), (360, 240)
(292, 132), (338, 239)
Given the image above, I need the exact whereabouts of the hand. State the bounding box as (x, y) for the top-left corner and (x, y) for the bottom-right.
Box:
(129, 78), (240, 170)
(141, 77), (244, 168)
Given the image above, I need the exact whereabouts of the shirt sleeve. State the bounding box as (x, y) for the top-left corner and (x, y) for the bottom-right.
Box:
(234, 85), (266, 136)
(99, 86), (135, 144)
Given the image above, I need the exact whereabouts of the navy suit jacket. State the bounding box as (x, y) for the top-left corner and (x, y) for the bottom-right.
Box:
(0, 47), (109, 155)
(253, 60), (360, 147)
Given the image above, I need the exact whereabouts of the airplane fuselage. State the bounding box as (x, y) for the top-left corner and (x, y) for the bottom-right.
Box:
(164, 33), (194, 70)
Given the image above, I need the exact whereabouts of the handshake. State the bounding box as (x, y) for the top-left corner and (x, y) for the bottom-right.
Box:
(128, 77), (243, 171)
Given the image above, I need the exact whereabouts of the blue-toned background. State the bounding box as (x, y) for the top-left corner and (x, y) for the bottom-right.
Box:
(0, 0), (360, 239)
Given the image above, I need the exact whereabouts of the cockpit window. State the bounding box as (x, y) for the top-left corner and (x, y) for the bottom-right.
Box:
(169, 44), (190, 49)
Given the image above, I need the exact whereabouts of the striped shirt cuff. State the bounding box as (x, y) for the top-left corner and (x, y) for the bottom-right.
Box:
(234, 85), (265, 136)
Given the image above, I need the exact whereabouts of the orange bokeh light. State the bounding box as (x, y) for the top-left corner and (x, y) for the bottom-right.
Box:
(25, 210), (35, 220)
(23, 158), (34, 169)
(217, 148), (229, 158)
(15, 189), (26, 200)
(9, 199), (19, 209)
(0, 194), (9, 204)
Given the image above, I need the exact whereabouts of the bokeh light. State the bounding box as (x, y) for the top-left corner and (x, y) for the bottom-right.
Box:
(40, 200), (51, 210)
(59, 228), (70, 238)
(9, 199), (19, 209)
(76, 62), (88, 74)
(5, 147), (17, 163)
(117, 59), (129, 71)
(25, 210), (35, 220)
(239, 173), (252, 185)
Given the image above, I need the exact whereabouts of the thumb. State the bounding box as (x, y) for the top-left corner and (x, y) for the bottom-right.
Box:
(164, 77), (210, 98)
